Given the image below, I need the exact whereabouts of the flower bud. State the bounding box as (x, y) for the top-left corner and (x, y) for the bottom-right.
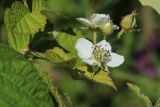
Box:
(120, 11), (137, 30)
(100, 22), (119, 35)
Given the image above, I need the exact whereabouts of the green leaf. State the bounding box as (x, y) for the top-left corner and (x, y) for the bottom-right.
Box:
(0, 44), (24, 61)
(45, 47), (70, 63)
(4, 1), (30, 51)
(127, 83), (153, 107)
(77, 66), (117, 90)
(32, 0), (46, 11)
(56, 32), (79, 57)
(139, 0), (160, 14)
(4, 1), (47, 51)
(45, 47), (76, 68)
(13, 11), (47, 35)
(0, 43), (54, 107)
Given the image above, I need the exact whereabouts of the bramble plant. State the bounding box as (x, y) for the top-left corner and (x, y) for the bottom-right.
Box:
(0, 0), (160, 107)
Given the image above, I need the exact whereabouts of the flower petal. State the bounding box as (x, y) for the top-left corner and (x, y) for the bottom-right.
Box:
(81, 58), (97, 65)
(107, 52), (124, 67)
(97, 40), (112, 51)
(114, 25), (119, 30)
(90, 14), (110, 27)
(77, 18), (92, 27)
(75, 38), (93, 59)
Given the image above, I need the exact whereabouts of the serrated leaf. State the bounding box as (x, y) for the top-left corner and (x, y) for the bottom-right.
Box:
(127, 83), (153, 107)
(45, 47), (70, 63)
(4, 1), (30, 51)
(45, 47), (76, 68)
(4, 1), (47, 51)
(139, 0), (160, 14)
(13, 11), (47, 35)
(77, 66), (117, 90)
(32, 0), (46, 11)
(0, 43), (54, 107)
(0, 44), (24, 60)
(56, 32), (79, 57)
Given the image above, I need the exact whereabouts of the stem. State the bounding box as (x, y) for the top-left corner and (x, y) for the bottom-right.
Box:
(91, 72), (95, 78)
(93, 31), (97, 44)
(34, 62), (66, 107)
(30, 51), (46, 59)
(47, 75), (66, 107)
(117, 29), (125, 39)
(103, 34), (107, 40)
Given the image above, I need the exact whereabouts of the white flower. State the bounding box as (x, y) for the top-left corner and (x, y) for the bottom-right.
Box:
(77, 13), (119, 30)
(77, 14), (109, 28)
(75, 38), (124, 68)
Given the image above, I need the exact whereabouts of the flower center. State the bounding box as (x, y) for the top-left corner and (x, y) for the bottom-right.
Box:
(92, 45), (111, 63)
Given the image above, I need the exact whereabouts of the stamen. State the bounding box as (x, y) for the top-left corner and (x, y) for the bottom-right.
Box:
(92, 44), (111, 63)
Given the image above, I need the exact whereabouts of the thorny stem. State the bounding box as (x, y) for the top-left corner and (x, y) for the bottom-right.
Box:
(47, 75), (66, 107)
(93, 31), (97, 44)
(34, 63), (67, 107)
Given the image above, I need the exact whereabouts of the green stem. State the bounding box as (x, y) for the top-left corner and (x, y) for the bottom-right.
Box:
(30, 51), (46, 59)
(93, 31), (97, 44)
(34, 63), (66, 107)
(103, 34), (107, 40)
(91, 71), (95, 79)
(117, 29), (125, 39)
(47, 75), (66, 107)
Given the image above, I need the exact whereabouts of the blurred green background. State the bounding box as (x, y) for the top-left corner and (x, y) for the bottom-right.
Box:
(0, 0), (160, 107)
